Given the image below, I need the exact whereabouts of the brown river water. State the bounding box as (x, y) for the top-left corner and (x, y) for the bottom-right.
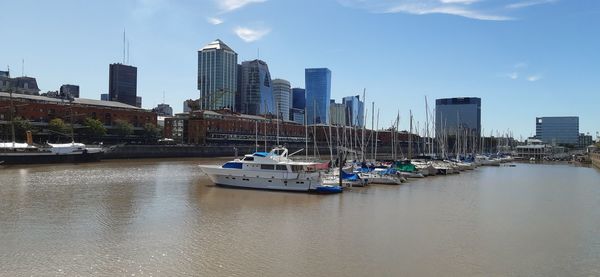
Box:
(1, 159), (599, 276)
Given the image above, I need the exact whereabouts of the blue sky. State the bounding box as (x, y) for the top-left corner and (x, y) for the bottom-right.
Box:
(1, 0), (598, 139)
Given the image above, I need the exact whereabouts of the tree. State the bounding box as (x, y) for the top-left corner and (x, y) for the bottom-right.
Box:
(12, 117), (34, 141)
(48, 118), (72, 135)
(142, 123), (160, 143)
(83, 117), (107, 138)
(114, 119), (134, 138)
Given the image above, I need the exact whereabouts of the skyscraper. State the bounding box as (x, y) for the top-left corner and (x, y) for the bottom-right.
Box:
(535, 116), (579, 145)
(305, 68), (331, 124)
(109, 63), (137, 106)
(435, 97), (481, 137)
(272, 78), (290, 121)
(290, 88), (305, 124)
(330, 100), (346, 126)
(60, 84), (79, 98)
(198, 39), (237, 111)
(342, 95), (364, 127)
(239, 59), (273, 115)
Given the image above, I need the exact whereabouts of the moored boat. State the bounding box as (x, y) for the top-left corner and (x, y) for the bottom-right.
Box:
(198, 147), (342, 193)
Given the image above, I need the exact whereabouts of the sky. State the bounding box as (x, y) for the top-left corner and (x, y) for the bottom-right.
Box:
(1, 0), (598, 139)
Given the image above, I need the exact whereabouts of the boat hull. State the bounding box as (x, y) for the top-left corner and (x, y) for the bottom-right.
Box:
(200, 165), (321, 192)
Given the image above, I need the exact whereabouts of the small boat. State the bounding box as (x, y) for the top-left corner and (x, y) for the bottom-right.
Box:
(199, 146), (342, 193)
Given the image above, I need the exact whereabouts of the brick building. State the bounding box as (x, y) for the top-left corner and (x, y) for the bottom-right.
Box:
(164, 109), (421, 153)
(0, 91), (156, 139)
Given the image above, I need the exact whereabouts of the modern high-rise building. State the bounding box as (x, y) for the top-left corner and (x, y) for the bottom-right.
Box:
(198, 39), (237, 111)
(272, 79), (290, 121)
(435, 97), (481, 137)
(535, 116), (579, 145)
(136, 96), (142, 108)
(305, 68), (331, 124)
(153, 103), (173, 116)
(100, 93), (109, 101)
(239, 59), (273, 115)
(60, 84), (79, 98)
(109, 63), (137, 106)
(290, 88), (305, 124)
(342, 95), (364, 127)
(330, 100), (346, 126)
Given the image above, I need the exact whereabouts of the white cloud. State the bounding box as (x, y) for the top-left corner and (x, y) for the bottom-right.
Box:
(234, 26), (271, 42)
(217, 0), (267, 13)
(507, 0), (557, 9)
(508, 72), (519, 80)
(386, 4), (512, 20)
(339, 0), (512, 21)
(207, 17), (224, 25)
(514, 62), (528, 68)
(527, 74), (543, 81)
(440, 0), (479, 4)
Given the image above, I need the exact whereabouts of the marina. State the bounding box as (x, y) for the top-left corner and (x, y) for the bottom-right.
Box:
(1, 159), (599, 276)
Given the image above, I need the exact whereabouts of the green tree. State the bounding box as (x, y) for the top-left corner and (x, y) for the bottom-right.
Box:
(12, 117), (34, 141)
(83, 117), (107, 138)
(142, 123), (160, 143)
(114, 119), (134, 138)
(48, 118), (72, 135)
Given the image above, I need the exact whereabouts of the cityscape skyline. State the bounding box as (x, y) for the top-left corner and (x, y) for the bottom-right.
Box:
(1, 0), (598, 139)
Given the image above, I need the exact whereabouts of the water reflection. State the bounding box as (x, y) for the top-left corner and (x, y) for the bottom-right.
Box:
(0, 161), (599, 276)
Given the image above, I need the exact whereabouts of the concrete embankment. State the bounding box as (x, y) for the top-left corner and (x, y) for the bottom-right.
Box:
(591, 152), (600, 169)
(104, 145), (334, 159)
(103, 144), (404, 160)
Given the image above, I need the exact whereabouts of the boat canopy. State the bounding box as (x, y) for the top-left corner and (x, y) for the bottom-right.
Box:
(253, 152), (269, 157)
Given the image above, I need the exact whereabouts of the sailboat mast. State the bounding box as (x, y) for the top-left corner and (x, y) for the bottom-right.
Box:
(409, 110), (413, 159)
(375, 108), (379, 162)
(371, 101), (374, 161)
(9, 88), (16, 145)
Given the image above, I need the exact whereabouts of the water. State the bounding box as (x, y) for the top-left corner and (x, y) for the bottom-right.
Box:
(1, 160), (599, 276)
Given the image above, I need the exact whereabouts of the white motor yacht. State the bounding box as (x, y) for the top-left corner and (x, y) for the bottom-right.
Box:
(199, 147), (342, 193)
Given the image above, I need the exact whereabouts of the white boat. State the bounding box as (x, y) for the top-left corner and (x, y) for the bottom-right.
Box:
(364, 171), (404, 185)
(0, 141), (104, 164)
(198, 147), (341, 193)
(412, 160), (437, 176)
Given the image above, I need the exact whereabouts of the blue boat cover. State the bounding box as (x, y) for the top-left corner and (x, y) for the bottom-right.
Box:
(253, 152), (269, 157)
(341, 170), (359, 181)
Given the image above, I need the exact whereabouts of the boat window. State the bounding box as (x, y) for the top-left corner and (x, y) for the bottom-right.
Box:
(260, 164), (274, 170)
(291, 165), (304, 172)
(275, 165), (287, 171)
(243, 156), (254, 161)
(222, 162), (243, 169)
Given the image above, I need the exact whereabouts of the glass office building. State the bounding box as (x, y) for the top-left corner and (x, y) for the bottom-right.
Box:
(535, 116), (579, 145)
(198, 39), (238, 111)
(239, 59), (273, 115)
(290, 88), (305, 124)
(342, 95), (364, 127)
(272, 79), (290, 121)
(435, 97), (481, 137)
(109, 63), (137, 107)
(305, 68), (331, 124)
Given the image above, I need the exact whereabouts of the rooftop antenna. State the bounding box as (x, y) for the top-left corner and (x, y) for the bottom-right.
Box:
(162, 91), (165, 104)
(257, 48), (260, 60)
(127, 39), (130, 64)
(122, 28), (126, 64)
(21, 59), (24, 77)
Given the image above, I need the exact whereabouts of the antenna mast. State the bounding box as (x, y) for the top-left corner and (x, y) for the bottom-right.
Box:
(123, 29), (126, 64)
